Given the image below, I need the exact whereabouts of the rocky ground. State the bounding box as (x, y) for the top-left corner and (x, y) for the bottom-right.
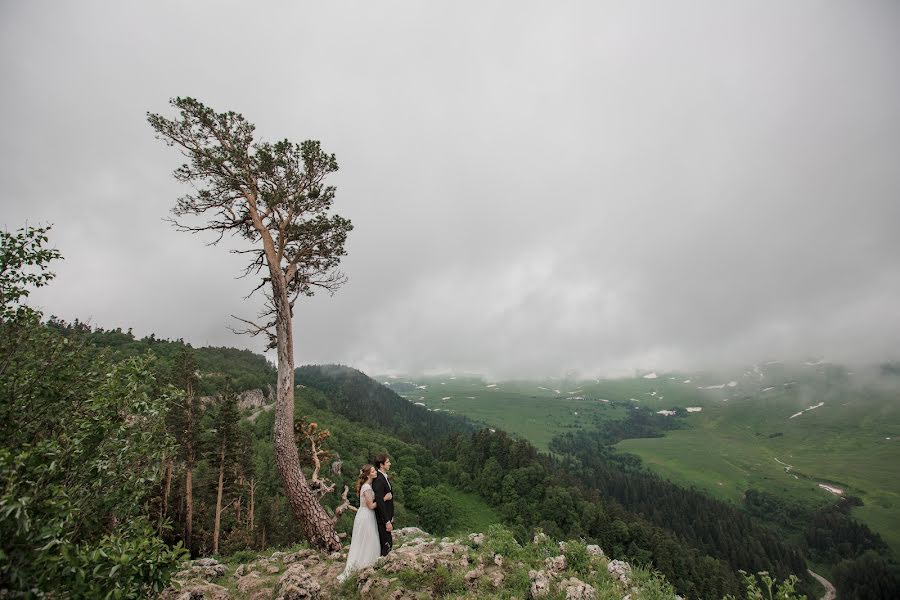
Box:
(161, 527), (677, 600)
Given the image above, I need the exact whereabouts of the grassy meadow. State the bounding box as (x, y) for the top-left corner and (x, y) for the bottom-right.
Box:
(377, 363), (900, 557)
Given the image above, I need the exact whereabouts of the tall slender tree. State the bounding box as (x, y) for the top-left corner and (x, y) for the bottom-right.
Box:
(170, 347), (200, 553)
(148, 98), (352, 551)
(211, 383), (240, 555)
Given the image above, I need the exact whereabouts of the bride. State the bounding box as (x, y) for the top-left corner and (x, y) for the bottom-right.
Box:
(337, 464), (382, 582)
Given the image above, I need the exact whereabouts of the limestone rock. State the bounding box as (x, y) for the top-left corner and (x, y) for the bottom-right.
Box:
(486, 568), (505, 588)
(464, 565), (485, 588)
(607, 560), (632, 587)
(161, 582), (230, 600)
(283, 549), (318, 564)
(394, 526), (428, 539)
(529, 569), (551, 599)
(275, 563), (320, 600)
(469, 532), (485, 546)
(178, 558), (226, 581)
(586, 544), (604, 557)
(545, 555), (567, 575)
(237, 388), (268, 411)
(236, 572), (265, 595)
(560, 577), (597, 600)
(533, 531), (550, 545)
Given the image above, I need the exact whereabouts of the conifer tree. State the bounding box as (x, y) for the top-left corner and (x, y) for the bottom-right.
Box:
(211, 383), (240, 555)
(149, 98), (352, 551)
(170, 347), (201, 553)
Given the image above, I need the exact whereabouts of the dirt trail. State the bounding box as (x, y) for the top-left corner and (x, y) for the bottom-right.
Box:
(808, 569), (836, 600)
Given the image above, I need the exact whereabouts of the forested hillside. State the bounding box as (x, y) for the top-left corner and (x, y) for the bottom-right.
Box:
(296, 365), (819, 599)
(45, 318), (278, 395)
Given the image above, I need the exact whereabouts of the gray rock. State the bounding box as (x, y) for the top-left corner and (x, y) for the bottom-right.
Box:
(607, 560), (632, 587)
(275, 563), (320, 600)
(529, 569), (551, 599)
(560, 577), (597, 600)
(162, 582), (230, 600)
(545, 555), (567, 575)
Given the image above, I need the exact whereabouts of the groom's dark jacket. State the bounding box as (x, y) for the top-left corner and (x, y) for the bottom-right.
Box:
(372, 470), (394, 524)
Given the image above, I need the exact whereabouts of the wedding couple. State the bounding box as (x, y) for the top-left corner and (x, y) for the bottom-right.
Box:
(338, 453), (395, 582)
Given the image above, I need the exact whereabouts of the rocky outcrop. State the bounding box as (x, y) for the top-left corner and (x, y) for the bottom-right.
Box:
(237, 388), (269, 411)
(199, 388), (272, 412)
(174, 557), (227, 581)
(544, 554), (567, 576)
(560, 576), (597, 600)
(161, 529), (652, 600)
(529, 569), (551, 598)
(274, 563), (320, 599)
(161, 581), (229, 600)
(607, 559), (632, 587)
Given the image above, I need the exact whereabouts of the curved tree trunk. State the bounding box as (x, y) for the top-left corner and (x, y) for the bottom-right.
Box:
(270, 275), (341, 552)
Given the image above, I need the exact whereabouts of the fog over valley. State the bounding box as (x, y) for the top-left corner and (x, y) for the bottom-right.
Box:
(2, 1), (899, 378)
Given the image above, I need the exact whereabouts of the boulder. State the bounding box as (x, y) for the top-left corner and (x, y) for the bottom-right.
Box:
(607, 560), (632, 587)
(586, 545), (604, 557)
(283, 549), (318, 564)
(529, 569), (551, 599)
(486, 568), (505, 588)
(464, 565), (485, 588)
(179, 558), (226, 581)
(237, 388), (268, 411)
(274, 563), (320, 600)
(560, 577), (597, 600)
(236, 572), (265, 595)
(161, 582), (230, 600)
(468, 532), (485, 546)
(545, 555), (567, 575)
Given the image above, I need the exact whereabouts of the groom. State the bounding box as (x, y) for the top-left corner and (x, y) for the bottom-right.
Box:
(372, 453), (395, 556)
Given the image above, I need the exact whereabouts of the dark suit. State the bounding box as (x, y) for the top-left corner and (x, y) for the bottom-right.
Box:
(372, 470), (395, 555)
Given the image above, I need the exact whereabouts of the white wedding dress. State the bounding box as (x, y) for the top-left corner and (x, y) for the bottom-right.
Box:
(337, 482), (381, 582)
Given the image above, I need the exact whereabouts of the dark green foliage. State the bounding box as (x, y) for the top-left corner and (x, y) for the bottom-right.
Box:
(46, 318), (277, 395)
(832, 550), (900, 600)
(563, 539), (591, 575)
(413, 486), (460, 536)
(804, 497), (890, 564)
(549, 422), (812, 597)
(743, 487), (900, 598)
(0, 227), (187, 597)
(295, 365), (474, 444)
(296, 366), (841, 599)
(0, 225), (61, 322)
(724, 571), (806, 600)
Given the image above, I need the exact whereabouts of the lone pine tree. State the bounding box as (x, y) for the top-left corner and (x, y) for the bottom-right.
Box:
(149, 98), (352, 551)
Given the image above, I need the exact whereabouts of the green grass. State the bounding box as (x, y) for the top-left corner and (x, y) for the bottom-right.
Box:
(378, 375), (634, 451)
(379, 365), (900, 558)
(616, 377), (900, 557)
(444, 487), (503, 536)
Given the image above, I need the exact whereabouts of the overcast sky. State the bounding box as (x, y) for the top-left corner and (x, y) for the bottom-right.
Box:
(2, 1), (899, 378)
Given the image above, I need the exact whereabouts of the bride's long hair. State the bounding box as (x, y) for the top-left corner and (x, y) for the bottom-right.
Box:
(356, 464), (375, 494)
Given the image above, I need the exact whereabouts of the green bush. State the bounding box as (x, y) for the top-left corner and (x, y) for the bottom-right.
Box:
(563, 539), (591, 575)
(724, 571), (805, 600)
(482, 524), (523, 560)
(0, 227), (187, 597)
(415, 485), (460, 536)
(430, 565), (465, 597)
